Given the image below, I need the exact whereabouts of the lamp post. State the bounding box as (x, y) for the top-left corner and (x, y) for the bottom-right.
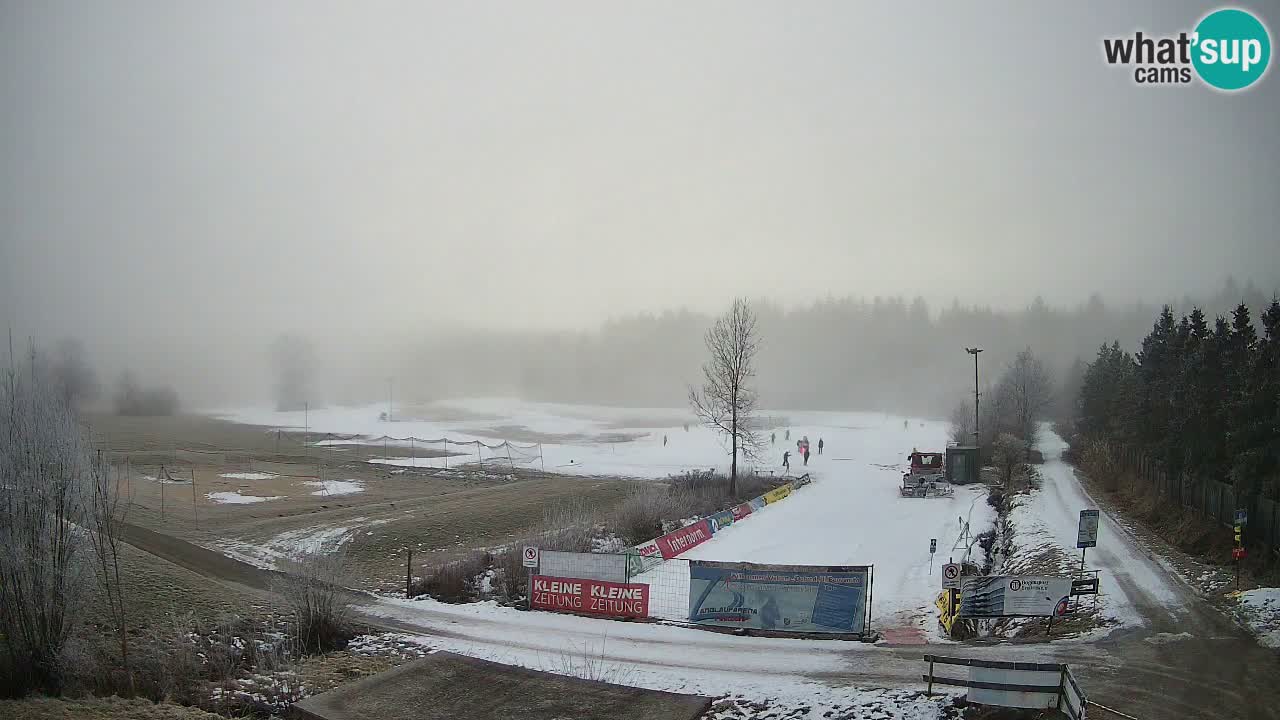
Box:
(965, 347), (983, 450)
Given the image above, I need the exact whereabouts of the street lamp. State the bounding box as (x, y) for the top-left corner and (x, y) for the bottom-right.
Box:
(965, 347), (983, 449)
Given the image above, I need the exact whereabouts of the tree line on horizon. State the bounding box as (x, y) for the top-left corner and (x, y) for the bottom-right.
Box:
(411, 278), (1276, 417)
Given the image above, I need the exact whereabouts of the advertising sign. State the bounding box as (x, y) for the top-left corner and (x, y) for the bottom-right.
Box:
(530, 575), (649, 619)
(688, 560), (871, 634)
(655, 519), (712, 559)
(625, 539), (663, 576)
(1076, 510), (1100, 549)
(959, 576), (1071, 618)
(730, 502), (754, 521)
(539, 550), (627, 584)
(748, 495), (768, 512)
(762, 484), (793, 505)
(709, 510), (735, 532)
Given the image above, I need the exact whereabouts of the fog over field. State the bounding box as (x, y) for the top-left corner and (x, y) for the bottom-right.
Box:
(2, 1), (1277, 412)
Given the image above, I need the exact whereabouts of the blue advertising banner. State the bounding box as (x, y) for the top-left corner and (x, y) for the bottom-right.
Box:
(748, 496), (767, 512)
(709, 510), (735, 532)
(688, 561), (872, 635)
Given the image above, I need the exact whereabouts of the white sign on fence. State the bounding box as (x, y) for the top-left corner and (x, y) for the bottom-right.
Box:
(969, 665), (1064, 710)
(959, 576), (1072, 618)
(522, 546), (539, 568)
(1077, 509), (1099, 549)
(942, 563), (962, 589)
(538, 550), (628, 583)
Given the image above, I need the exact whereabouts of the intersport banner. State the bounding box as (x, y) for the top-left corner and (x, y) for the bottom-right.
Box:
(655, 519), (712, 559)
(688, 561), (871, 634)
(762, 484), (792, 504)
(531, 575), (649, 619)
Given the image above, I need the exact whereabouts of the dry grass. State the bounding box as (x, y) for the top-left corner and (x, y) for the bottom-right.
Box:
(0, 696), (223, 720)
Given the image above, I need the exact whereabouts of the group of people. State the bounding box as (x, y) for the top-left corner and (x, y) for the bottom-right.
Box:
(779, 433), (823, 471)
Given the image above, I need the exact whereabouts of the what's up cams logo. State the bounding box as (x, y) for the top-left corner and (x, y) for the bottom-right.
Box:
(1103, 7), (1271, 90)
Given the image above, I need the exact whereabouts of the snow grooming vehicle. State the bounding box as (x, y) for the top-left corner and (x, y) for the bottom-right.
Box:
(900, 449), (954, 498)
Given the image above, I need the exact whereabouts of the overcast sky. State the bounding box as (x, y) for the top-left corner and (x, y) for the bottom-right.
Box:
(2, 1), (1277, 344)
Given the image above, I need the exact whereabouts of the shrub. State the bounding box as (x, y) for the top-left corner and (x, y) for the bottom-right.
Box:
(613, 485), (682, 545)
(410, 552), (488, 603)
(274, 552), (354, 654)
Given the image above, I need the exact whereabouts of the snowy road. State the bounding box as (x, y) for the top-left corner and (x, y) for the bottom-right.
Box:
(1031, 425), (1185, 630)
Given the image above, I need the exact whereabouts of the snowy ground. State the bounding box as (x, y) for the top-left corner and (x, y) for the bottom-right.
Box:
(216, 399), (934, 480)
(1016, 425), (1184, 632)
(218, 517), (392, 568)
(302, 479), (364, 496)
(1235, 588), (1280, 648)
(217, 398), (987, 634)
(365, 597), (968, 720)
(206, 490), (285, 504)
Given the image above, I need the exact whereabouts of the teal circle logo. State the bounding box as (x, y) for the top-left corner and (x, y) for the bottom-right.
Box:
(1192, 8), (1271, 90)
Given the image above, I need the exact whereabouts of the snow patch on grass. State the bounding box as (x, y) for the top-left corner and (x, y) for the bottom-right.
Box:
(206, 491), (284, 504)
(302, 479), (364, 496)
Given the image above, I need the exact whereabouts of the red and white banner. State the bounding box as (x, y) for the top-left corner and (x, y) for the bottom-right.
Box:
(634, 539), (661, 558)
(655, 519), (712, 559)
(730, 503), (754, 521)
(530, 575), (649, 619)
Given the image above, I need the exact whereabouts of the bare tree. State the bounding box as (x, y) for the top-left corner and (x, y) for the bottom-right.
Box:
(1005, 347), (1052, 448)
(47, 338), (100, 411)
(689, 298), (762, 496)
(0, 343), (95, 693)
(949, 398), (974, 445)
(88, 454), (132, 686)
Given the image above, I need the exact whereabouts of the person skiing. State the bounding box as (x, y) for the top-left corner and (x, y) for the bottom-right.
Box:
(803, 447), (809, 466)
(818, 438), (824, 455)
(663, 434), (668, 447)
(782, 450), (791, 471)
(785, 429), (790, 441)
(771, 431), (776, 445)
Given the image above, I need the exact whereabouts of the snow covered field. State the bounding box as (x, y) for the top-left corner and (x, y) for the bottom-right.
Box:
(217, 398), (990, 633)
(217, 398), (938, 479)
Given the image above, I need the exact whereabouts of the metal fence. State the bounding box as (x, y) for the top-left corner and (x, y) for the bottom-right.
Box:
(1116, 444), (1280, 554)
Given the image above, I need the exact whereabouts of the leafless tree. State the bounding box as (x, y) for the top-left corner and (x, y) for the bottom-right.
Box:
(47, 338), (100, 411)
(88, 454), (133, 686)
(688, 298), (762, 496)
(0, 342), (96, 693)
(949, 398), (974, 445)
(1005, 347), (1052, 449)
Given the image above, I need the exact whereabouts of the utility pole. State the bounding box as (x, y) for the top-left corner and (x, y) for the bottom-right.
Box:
(965, 347), (983, 451)
(388, 378), (393, 423)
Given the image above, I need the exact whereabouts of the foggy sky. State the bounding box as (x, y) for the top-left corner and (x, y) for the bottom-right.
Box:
(2, 2), (1278, 406)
